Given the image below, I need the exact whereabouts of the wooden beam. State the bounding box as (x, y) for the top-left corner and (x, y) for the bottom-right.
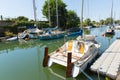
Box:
(66, 52), (73, 77)
(43, 47), (49, 67)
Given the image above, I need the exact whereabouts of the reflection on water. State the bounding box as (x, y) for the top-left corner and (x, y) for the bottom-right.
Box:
(0, 26), (120, 80)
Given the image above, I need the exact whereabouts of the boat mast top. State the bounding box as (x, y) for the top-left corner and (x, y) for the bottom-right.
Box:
(33, 0), (37, 26)
(81, 0), (84, 36)
(111, 0), (113, 25)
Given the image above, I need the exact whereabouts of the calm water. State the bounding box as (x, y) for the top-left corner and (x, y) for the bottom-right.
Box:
(0, 26), (120, 80)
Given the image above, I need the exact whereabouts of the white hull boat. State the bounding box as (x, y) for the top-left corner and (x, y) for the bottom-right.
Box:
(43, 40), (100, 77)
(6, 36), (17, 41)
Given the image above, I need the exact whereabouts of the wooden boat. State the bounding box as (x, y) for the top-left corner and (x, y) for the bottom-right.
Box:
(43, 40), (100, 77)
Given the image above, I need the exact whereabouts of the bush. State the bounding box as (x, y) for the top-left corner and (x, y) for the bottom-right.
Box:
(5, 31), (15, 37)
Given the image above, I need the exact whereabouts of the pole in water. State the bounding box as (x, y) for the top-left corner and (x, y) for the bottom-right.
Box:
(43, 47), (49, 67)
(66, 52), (73, 77)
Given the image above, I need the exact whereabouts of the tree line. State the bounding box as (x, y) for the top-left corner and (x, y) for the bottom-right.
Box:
(1, 0), (120, 29)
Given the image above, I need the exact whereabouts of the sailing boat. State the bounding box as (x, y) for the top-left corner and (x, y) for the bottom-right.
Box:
(27, 0), (43, 39)
(105, 0), (115, 35)
(38, 0), (65, 40)
(43, 0), (100, 78)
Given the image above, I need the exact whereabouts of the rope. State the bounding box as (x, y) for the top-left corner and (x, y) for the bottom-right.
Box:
(97, 70), (101, 80)
(79, 67), (93, 80)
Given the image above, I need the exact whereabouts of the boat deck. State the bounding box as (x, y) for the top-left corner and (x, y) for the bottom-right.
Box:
(90, 39), (120, 80)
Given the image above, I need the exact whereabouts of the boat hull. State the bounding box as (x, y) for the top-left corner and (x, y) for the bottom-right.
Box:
(43, 40), (100, 78)
(38, 33), (65, 40)
(67, 30), (83, 37)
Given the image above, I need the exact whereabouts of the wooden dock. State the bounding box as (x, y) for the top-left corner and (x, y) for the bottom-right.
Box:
(90, 39), (120, 80)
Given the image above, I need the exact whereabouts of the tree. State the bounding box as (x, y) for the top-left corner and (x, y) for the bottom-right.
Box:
(84, 18), (91, 26)
(66, 10), (80, 29)
(115, 20), (120, 24)
(105, 17), (113, 25)
(100, 19), (105, 25)
(16, 16), (28, 21)
(42, 0), (67, 28)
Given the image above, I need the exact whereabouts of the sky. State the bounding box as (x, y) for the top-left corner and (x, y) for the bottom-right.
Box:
(0, 0), (120, 21)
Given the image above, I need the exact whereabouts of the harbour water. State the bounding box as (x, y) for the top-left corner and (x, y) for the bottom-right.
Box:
(0, 26), (120, 80)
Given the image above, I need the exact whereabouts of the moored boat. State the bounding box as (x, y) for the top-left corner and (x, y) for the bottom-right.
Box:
(38, 30), (65, 40)
(18, 30), (29, 41)
(67, 30), (83, 37)
(105, 25), (115, 35)
(6, 36), (17, 41)
(26, 26), (43, 39)
(43, 39), (100, 77)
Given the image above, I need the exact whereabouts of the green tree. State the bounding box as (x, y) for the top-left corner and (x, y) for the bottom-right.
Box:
(66, 10), (80, 29)
(42, 0), (67, 28)
(91, 21), (96, 26)
(105, 17), (113, 25)
(100, 19), (105, 25)
(16, 16), (28, 21)
(114, 20), (120, 24)
(84, 18), (91, 26)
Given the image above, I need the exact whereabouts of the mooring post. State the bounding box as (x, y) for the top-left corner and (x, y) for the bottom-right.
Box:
(66, 52), (73, 77)
(43, 47), (49, 67)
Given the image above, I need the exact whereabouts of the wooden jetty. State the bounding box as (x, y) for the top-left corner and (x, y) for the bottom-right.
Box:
(90, 39), (120, 80)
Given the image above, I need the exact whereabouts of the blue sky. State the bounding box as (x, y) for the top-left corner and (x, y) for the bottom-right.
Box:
(0, 0), (120, 21)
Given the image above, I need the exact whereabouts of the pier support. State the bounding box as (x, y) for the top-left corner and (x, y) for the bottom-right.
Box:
(66, 52), (73, 77)
(43, 47), (49, 67)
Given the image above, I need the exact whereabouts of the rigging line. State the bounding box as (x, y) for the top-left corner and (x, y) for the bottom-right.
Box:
(80, 1), (93, 80)
(97, 69), (101, 80)
(48, 68), (66, 80)
(87, 0), (89, 18)
(79, 67), (93, 80)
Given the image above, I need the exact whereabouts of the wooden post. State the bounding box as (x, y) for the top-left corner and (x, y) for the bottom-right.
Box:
(43, 47), (49, 67)
(66, 52), (73, 77)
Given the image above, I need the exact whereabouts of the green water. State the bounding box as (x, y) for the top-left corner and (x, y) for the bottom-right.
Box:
(0, 26), (120, 80)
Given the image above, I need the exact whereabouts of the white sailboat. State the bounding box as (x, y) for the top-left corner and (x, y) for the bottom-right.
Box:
(27, 0), (43, 39)
(38, 0), (65, 40)
(43, 0), (100, 78)
(105, 0), (115, 35)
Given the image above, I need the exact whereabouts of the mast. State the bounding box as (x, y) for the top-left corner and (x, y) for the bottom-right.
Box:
(48, 0), (51, 27)
(81, 0), (84, 36)
(33, 0), (37, 26)
(111, 0), (113, 25)
(56, 0), (59, 28)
